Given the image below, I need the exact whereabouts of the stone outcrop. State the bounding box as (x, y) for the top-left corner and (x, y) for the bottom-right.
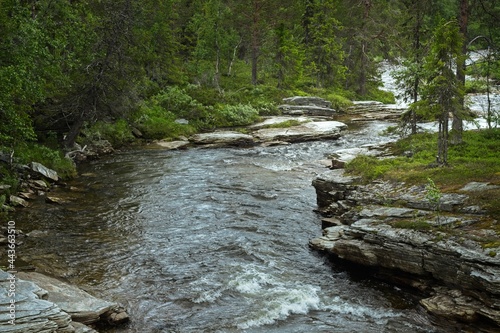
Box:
(279, 96), (337, 116)
(0, 269), (128, 332)
(309, 169), (500, 328)
(16, 271), (128, 326)
(0, 269), (74, 332)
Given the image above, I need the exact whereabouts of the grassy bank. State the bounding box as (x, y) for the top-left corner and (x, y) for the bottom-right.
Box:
(345, 128), (500, 216)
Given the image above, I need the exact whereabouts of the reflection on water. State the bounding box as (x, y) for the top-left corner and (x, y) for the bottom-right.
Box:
(14, 121), (441, 333)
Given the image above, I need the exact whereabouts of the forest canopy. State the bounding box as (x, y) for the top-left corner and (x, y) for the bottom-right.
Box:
(0, 0), (499, 161)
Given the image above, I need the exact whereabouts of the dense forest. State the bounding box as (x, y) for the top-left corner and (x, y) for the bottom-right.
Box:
(0, 0), (499, 175)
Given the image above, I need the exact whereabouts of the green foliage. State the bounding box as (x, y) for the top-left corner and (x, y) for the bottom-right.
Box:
(0, 165), (19, 194)
(364, 88), (396, 104)
(305, 0), (345, 88)
(262, 120), (304, 129)
(272, 23), (306, 89)
(151, 86), (208, 120)
(133, 103), (197, 140)
(212, 104), (260, 127)
(425, 177), (442, 223)
(325, 93), (353, 111)
(345, 155), (401, 182)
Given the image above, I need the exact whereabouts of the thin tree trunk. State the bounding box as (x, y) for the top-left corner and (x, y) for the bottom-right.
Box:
(64, 111), (86, 148)
(411, 4), (422, 135)
(453, 0), (469, 144)
(227, 38), (242, 76)
(214, 15), (221, 92)
(251, 0), (260, 86)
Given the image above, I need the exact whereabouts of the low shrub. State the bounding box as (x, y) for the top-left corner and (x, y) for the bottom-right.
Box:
(12, 143), (76, 178)
(83, 120), (135, 147)
(134, 104), (196, 140)
(326, 93), (353, 111)
(263, 119), (304, 129)
(212, 103), (260, 127)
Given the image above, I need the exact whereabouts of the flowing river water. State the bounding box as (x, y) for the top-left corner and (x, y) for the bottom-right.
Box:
(13, 120), (451, 333)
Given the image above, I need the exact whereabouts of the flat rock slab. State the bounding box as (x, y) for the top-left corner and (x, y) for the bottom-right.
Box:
(282, 96), (332, 108)
(190, 131), (255, 147)
(279, 105), (337, 116)
(154, 140), (190, 150)
(253, 121), (347, 143)
(460, 182), (500, 192)
(0, 269), (74, 333)
(30, 162), (59, 182)
(16, 271), (117, 325)
(248, 116), (311, 130)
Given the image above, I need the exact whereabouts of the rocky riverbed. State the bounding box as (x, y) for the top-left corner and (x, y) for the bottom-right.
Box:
(3, 94), (498, 332)
(309, 168), (500, 331)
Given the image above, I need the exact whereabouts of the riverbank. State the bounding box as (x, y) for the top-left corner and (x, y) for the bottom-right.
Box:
(309, 129), (500, 331)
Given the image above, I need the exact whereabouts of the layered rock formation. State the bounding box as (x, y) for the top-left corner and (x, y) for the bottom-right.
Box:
(279, 96), (337, 116)
(309, 169), (500, 328)
(0, 269), (128, 332)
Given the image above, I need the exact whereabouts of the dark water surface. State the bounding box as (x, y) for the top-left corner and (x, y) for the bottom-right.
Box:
(14, 121), (441, 333)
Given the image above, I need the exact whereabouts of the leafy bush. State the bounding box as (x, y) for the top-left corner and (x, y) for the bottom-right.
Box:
(153, 86), (207, 120)
(364, 88), (396, 104)
(345, 155), (398, 182)
(83, 120), (135, 147)
(212, 104), (260, 127)
(0, 165), (18, 193)
(326, 93), (353, 111)
(134, 104), (196, 140)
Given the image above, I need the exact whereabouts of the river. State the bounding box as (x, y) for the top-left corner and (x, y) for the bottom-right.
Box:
(13, 119), (450, 333)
